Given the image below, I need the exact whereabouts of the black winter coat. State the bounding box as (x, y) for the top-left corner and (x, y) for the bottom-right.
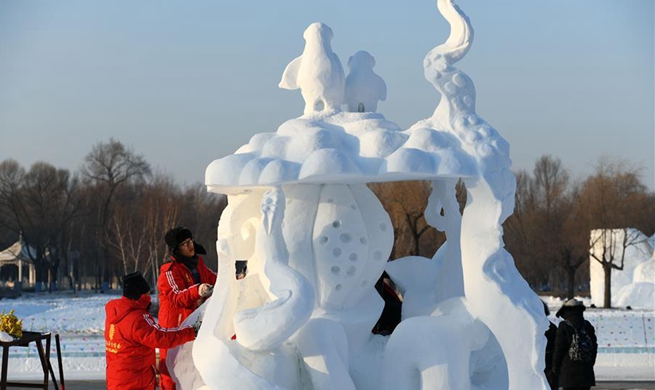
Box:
(552, 313), (597, 388)
(544, 322), (559, 389)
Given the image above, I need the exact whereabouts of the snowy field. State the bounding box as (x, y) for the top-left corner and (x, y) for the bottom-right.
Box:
(1, 292), (653, 381)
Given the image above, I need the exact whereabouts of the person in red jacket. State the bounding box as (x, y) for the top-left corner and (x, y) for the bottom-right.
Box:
(105, 271), (197, 390)
(157, 227), (217, 390)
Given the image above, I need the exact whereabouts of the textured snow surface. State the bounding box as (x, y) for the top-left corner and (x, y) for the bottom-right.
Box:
(205, 111), (478, 193)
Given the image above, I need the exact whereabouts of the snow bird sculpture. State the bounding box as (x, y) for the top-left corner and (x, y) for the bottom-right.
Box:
(344, 51), (387, 113)
(233, 188), (314, 351)
(279, 22), (345, 115)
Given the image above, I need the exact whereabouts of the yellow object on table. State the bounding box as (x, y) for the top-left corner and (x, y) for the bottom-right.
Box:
(0, 309), (23, 338)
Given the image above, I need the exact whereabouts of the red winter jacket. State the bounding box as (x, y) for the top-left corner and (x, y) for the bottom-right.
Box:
(157, 255), (217, 328)
(157, 255), (216, 389)
(104, 294), (195, 390)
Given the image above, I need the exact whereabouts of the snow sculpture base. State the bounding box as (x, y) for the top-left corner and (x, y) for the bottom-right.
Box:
(167, 0), (552, 389)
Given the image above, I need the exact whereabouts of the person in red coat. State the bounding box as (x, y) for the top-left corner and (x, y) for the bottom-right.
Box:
(105, 271), (197, 390)
(157, 227), (217, 390)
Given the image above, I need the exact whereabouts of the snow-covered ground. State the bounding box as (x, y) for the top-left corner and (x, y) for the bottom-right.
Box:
(1, 292), (111, 380)
(1, 292), (653, 381)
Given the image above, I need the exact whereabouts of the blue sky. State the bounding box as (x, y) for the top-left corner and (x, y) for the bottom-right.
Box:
(1, 0), (653, 189)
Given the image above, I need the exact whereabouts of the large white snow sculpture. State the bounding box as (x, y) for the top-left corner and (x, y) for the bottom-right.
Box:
(590, 228), (655, 309)
(171, 0), (551, 389)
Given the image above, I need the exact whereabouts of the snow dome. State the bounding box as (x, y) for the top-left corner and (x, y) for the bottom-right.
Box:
(171, 1), (550, 389)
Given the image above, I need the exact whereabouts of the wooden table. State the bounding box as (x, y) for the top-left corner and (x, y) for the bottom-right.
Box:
(0, 331), (51, 390)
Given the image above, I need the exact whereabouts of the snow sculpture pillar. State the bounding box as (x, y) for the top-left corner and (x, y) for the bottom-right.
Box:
(422, 0), (550, 388)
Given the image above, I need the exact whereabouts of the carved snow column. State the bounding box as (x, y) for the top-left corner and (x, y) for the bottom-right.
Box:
(425, 0), (550, 389)
(426, 178), (464, 301)
(194, 192), (294, 390)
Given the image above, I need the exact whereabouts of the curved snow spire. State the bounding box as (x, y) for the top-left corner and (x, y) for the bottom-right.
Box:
(421, 2), (552, 389)
(435, 0), (474, 63)
(424, 0), (476, 126)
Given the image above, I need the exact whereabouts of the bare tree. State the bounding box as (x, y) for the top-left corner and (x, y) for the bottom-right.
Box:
(107, 202), (147, 275)
(142, 176), (181, 289)
(0, 160), (27, 235)
(103, 178), (181, 284)
(369, 180), (444, 259)
(43, 170), (83, 291)
(504, 170), (546, 287)
(531, 155), (579, 295)
(504, 171), (533, 251)
(505, 157), (586, 295)
(81, 139), (151, 288)
(589, 228), (644, 307)
(557, 184), (589, 298)
(580, 157), (652, 307)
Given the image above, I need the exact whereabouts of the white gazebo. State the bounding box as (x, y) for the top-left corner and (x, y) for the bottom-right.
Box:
(0, 236), (37, 287)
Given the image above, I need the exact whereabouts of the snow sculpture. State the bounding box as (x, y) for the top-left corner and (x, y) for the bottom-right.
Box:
(171, 0), (552, 389)
(590, 228), (655, 309)
(381, 297), (492, 390)
(344, 51), (387, 113)
(232, 187), (315, 351)
(279, 22), (345, 115)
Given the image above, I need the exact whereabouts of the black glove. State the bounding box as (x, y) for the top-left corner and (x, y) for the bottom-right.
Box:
(192, 318), (202, 338)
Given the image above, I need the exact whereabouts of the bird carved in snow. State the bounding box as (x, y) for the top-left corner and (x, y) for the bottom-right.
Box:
(344, 51), (387, 113)
(279, 23), (345, 115)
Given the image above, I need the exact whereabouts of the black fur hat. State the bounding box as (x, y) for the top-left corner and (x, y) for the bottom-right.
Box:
(165, 227), (193, 251)
(164, 226), (207, 255)
(122, 271), (150, 300)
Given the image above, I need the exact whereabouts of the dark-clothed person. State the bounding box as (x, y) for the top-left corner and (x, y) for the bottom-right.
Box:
(157, 227), (217, 390)
(543, 301), (558, 389)
(372, 271), (402, 336)
(105, 271), (196, 390)
(552, 298), (598, 390)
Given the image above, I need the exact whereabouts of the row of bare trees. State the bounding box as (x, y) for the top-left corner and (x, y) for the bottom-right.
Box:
(509, 156), (653, 305)
(0, 161), (81, 290)
(0, 139), (226, 292)
(370, 156), (654, 306)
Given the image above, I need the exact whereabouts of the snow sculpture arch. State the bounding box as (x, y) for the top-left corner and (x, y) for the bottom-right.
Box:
(169, 1), (551, 389)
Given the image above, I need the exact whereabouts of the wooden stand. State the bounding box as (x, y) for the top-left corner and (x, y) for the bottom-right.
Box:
(0, 331), (52, 390)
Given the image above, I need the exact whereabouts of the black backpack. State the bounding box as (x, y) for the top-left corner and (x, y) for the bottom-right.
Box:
(563, 320), (595, 362)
